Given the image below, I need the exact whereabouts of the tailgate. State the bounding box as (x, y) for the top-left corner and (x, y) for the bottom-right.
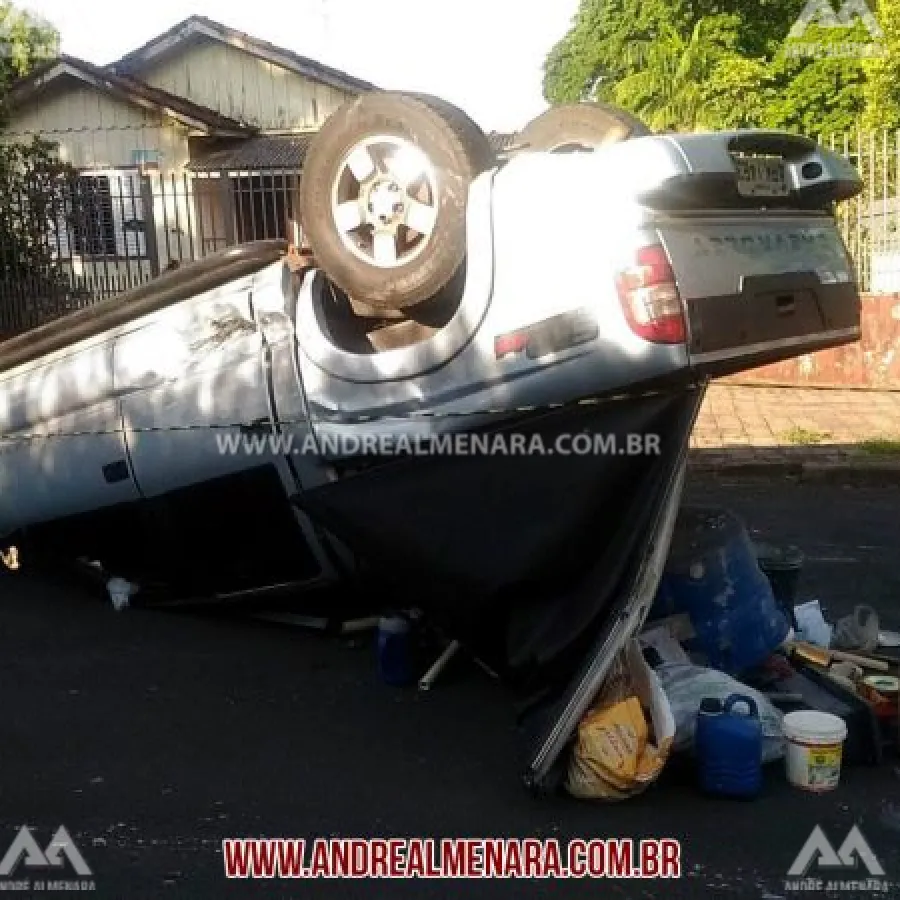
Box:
(521, 389), (702, 791)
(620, 129), (863, 377)
(658, 216), (860, 374)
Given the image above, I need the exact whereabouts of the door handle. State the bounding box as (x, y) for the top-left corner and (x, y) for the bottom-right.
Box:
(775, 295), (796, 316)
(103, 460), (131, 484)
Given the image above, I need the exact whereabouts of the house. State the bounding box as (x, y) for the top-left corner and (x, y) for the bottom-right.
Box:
(0, 15), (376, 308)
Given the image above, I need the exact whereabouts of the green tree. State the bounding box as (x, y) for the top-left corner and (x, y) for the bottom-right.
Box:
(544, 0), (692, 107)
(0, 1), (58, 89)
(0, 139), (75, 315)
(863, 0), (900, 129)
(544, 0), (893, 133)
(610, 14), (776, 130)
(0, 4), (71, 334)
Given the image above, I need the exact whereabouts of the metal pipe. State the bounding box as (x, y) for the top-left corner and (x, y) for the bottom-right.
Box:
(183, 171), (197, 263)
(418, 640), (462, 692)
(97, 175), (112, 300)
(340, 616), (382, 634)
(171, 171), (184, 262)
(158, 172), (173, 266)
(117, 173), (133, 290)
(247, 174), (259, 242)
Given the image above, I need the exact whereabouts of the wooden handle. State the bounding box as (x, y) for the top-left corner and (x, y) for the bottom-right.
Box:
(788, 641), (891, 672)
(827, 647), (891, 672)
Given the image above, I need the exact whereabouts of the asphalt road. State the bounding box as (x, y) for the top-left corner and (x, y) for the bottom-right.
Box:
(1, 474), (899, 899)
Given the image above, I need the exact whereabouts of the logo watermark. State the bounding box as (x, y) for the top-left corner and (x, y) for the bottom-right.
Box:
(785, 825), (889, 893)
(0, 825), (95, 893)
(214, 431), (663, 459)
(786, 0), (886, 59)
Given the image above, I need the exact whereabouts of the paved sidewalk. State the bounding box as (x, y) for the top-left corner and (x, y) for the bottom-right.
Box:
(690, 384), (900, 473)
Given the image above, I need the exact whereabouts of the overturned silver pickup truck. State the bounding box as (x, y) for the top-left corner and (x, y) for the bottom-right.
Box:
(0, 94), (862, 789)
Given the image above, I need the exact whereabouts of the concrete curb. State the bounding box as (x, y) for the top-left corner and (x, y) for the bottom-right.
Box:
(688, 455), (900, 484)
(721, 379), (900, 394)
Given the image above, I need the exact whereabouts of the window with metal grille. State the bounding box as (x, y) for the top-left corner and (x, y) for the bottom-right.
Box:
(70, 175), (117, 257)
(232, 175), (296, 243)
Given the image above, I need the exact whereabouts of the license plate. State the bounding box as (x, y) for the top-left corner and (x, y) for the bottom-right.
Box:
(733, 156), (789, 198)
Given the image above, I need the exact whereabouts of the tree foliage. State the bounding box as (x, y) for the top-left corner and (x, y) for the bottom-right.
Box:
(863, 0), (900, 129)
(0, 1), (58, 90)
(544, 0), (896, 134)
(0, 4), (71, 331)
(0, 141), (77, 327)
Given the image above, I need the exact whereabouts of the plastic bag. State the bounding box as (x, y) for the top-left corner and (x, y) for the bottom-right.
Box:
(567, 640), (675, 801)
(832, 605), (880, 654)
(794, 599), (834, 648)
(656, 663), (785, 763)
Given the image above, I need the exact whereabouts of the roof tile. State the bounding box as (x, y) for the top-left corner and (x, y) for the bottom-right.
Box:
(187, 134), (313, 171)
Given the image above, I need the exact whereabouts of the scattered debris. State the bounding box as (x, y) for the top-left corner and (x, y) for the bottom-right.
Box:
(696, 694), (764, 799)
(107, 577), (139, 612)
(879, 629), (900, 648)
(786, 640), (891, 673)
(793, 599), (833, 648)
(755, 544), (804, 614)
(783, 710), (847, 792)
(833, 605), (880, 654)
(652, 509), (791, 676)
(419, 640), (462, 692)
(567, 641), (674, 801)
(0, 546), (19, 571)
(657, 664), (784, 763)
(376, 615), (415, 687)
(638, 620), (693, 667)
(565, 505), (900, 803)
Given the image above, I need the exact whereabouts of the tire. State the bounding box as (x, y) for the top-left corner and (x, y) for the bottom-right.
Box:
(300, 91), (496, 312)
(517, 102), (651, 153)
(401, 93), (498, 174)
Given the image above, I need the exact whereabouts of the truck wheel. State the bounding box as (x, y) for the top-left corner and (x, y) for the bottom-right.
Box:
(300, 92), (495, 312)
(517, 103), (651, 153)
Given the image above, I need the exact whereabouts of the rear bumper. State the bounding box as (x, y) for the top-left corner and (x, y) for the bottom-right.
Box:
(689, 324), (861, 380)
(685, 272), (861, 379)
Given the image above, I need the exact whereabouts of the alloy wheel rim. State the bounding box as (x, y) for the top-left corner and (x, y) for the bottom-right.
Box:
(330, 135), (440, 269)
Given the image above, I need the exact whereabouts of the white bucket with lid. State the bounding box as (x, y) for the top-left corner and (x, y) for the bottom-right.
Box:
(782, 711), (848, 792)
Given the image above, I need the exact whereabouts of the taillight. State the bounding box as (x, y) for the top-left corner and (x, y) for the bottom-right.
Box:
(615, 245), (687, 345)
(494, 332), (529, 359)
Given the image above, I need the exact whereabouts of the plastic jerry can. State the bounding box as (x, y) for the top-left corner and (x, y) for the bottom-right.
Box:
(696, 694), (763, 799)
(377, 616), (415, 686)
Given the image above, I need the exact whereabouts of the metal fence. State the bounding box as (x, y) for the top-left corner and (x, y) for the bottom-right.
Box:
(2, 131), (900, 340)
(822, 131), (900, 294)
(0, 168), (302, 338)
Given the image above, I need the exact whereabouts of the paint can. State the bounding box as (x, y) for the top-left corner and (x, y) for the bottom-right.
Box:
(755, 544), (804, 627)
(783, 710), (848, 793)
(862, 675), (899, 698)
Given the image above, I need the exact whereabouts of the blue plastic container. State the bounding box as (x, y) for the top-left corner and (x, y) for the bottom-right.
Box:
(377, 616), (415, 686)
(696, 694), (763, 799)
(652, 508), (790, 675)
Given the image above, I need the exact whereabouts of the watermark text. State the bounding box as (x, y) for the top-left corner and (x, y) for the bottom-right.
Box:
(223, 837), (682, 880)
(214, 431), (663, 459)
